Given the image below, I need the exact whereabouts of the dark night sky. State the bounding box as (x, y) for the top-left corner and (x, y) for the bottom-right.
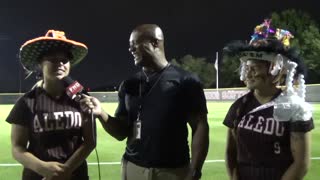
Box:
(0, 0), (319, 92)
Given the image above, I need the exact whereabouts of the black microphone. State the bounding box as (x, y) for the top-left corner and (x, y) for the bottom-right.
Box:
(62, 76), (97, 146)
(62, 77), (100, 178)
(62, 76), (89, 101)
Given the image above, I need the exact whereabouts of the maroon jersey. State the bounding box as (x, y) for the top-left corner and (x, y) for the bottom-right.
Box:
(224, 91), (314, 180)
(6, 87), (88, 179)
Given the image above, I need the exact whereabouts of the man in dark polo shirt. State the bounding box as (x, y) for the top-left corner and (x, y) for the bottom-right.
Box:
(80, 24), (209, 180)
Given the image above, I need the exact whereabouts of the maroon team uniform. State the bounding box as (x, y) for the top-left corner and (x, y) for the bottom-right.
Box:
(6, 87), (89, 180)
(224, 91), (314, 180)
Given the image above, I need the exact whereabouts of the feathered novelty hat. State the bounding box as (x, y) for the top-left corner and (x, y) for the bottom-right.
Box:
(223, 19), (307, 99)
(19, 30), (88, 72)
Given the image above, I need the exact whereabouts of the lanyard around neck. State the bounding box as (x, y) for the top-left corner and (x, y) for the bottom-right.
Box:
(139, 63), (170, 98)
(137, 63), (170, 120)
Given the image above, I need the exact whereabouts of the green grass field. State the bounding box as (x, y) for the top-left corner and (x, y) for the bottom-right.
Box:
(0, 102), (319, 180)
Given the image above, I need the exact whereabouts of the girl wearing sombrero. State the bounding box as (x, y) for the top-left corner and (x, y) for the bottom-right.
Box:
(6, 30), (95, 180)
(223, 20), (314, 180)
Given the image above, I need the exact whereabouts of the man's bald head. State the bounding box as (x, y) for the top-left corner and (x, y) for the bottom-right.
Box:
(129, 24), (167, 69)
(131, 24), (164, 41)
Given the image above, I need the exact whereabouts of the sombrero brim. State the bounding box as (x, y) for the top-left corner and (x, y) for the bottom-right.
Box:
(223, 40), (306, 76)
(19, 37), (88, 71)
(239, 51), (289, 62)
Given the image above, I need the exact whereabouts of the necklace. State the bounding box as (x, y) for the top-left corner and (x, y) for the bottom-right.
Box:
(137, 63), (170, 120)
(142, 63), (169, 83)
(140, 63), (170, 97)
(142, 70), (156, 83)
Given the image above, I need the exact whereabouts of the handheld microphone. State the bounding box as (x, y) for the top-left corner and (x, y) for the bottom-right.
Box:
(62, 76), (89, 101)
(62, 76), (100, 179)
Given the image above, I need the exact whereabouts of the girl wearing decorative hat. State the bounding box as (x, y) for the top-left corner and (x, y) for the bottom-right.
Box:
(6, 30), (95, 180)
(223, 20), (314, 180)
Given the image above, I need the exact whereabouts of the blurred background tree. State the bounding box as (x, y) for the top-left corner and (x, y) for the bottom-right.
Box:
(171, 55), (215, 88)
(219, 54), (243, 88)
(271, 9), (320, 84)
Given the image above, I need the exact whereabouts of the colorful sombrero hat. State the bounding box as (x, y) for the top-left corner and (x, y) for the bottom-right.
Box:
(223, 19), (308, 100)
(223, 19), (304, 76)
(19, 30), (88, 72)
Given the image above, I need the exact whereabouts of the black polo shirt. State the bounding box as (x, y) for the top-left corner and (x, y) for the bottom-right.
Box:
(115, 64), (208, 168)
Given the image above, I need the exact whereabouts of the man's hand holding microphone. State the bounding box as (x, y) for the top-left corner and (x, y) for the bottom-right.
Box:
(79, 94), (103, 116)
